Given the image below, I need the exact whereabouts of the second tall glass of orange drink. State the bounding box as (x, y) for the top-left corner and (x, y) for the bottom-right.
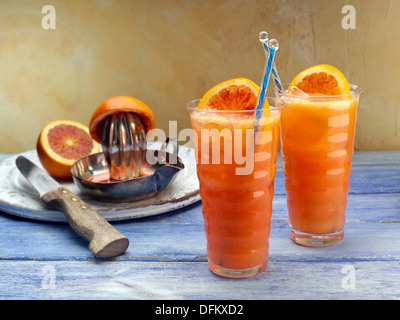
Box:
(187, 95), (282, 278)
(278, 81), (362, 246)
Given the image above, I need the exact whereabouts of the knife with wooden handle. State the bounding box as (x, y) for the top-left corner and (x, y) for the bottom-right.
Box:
(15, 156), (129, 259)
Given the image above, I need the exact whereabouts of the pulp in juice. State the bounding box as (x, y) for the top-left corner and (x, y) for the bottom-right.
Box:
(280, 96), (358, 235)
(190, 110), (280, 270)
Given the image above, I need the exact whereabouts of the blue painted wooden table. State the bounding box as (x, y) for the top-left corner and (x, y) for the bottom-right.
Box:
(0, 151), (399, 300)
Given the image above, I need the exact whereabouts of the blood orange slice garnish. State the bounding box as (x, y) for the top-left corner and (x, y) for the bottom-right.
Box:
(36, 120), (100, 179)
(289, 64), (350, 95)
(89, 96), (156, 144)
(198, 78), (261, 110)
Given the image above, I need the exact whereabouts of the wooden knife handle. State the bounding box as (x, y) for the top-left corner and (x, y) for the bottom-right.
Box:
(42, 187), (129, 259)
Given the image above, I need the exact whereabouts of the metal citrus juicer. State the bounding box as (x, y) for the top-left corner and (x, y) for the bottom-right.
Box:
(101, 112), (147, 181)
(71, 111), (184, 202)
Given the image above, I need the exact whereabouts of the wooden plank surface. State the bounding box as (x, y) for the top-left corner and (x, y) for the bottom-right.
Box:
(0, 260), (399, 300)
(0, 192), (399, 262)
(0, 151), (399, 300)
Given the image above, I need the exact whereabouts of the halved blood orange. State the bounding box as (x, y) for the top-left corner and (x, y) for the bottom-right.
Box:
(37, 120), (100, 179)
(198, 78), (260, 110)
(289, 64), (350, 95)
(89, 96), (156, 143)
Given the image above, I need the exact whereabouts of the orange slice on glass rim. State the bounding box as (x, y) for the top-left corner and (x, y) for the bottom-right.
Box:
(289, 64), (350, 95)
(37, 120), (100, 179)
(198, 78), (261, 110)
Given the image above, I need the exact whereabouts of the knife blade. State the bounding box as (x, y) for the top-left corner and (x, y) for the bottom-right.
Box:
(15, 156), (129, 259)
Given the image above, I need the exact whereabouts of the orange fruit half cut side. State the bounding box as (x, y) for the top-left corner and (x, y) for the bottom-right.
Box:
(89, 96), (156, 144)
(289, 64), (350, 95)
(37, 120), (100, 179)
(198, 78), (261, 110)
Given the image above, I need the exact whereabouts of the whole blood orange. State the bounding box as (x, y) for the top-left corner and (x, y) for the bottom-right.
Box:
(289, 64), (350, 95)
(36, 120), (100, 179)
(89, 96), (156, 144)
(198, 78), (261, 110)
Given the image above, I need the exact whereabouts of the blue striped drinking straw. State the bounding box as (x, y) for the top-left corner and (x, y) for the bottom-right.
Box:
(255, 38), (280, 125)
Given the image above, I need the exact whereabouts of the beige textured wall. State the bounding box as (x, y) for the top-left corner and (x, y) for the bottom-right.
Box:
(0, 0), (399, 153)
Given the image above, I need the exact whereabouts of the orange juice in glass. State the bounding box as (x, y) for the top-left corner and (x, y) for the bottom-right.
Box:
(278, 74), (362, 246)
(187, 94), (282, 278)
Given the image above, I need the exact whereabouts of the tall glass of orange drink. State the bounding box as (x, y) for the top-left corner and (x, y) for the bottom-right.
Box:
(278, 77), (362, 246)
(187, 94), (282, 278)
